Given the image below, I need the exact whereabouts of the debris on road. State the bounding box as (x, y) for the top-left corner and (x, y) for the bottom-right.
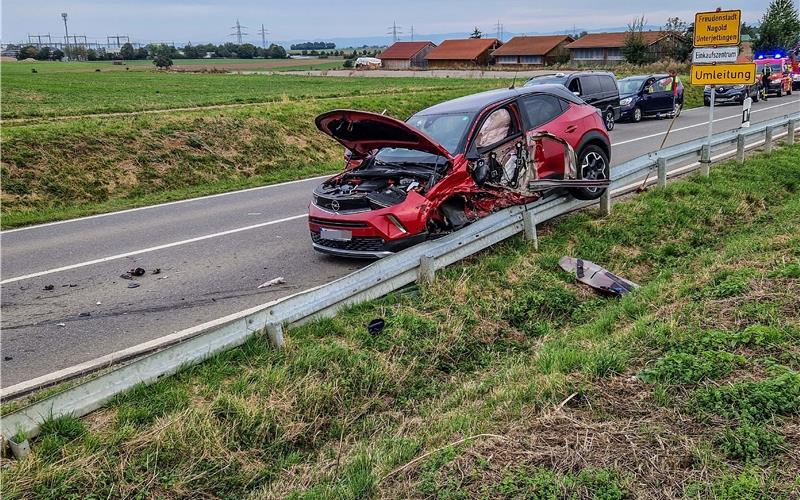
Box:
(127, 283), (140, 289)
(4, 356), (13, 361)
(43, 285), (54, 291)
(258, 277), (286, 288)
(120, 273), (132, 280)
(152, 268), (161, 275)
(367, 318), (385, 335)
(57, 323), (66, 327)
(78, 312), (91, 317)
(96, 301), (102, 305)
(130, 267), (146, 277)
(559, 257), (639, 296)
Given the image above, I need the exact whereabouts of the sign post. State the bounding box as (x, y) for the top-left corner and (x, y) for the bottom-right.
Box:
(690, 8), (750, 170)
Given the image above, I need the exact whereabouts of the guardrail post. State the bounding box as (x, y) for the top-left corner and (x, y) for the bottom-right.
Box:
(788, 120), (796, 146)
(419, 255), (436, 283)
(736, 134), (746, 163)
(599, 188), (612, 216)
(657, 158), (667, 188)
(265, 323), (284, 348)
(765, 126), (773, 153)
(523, 210), (538, 250)
(700, 144), (711, 177)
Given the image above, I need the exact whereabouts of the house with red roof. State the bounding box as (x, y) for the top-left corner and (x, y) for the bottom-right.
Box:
(378, 41), (437, 69)
(491, 35), (574, 66)
(424, 38), (503, 68)
(566, 31), (683, 65)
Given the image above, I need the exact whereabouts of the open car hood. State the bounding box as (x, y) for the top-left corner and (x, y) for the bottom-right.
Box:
(315, 110), (453, 160)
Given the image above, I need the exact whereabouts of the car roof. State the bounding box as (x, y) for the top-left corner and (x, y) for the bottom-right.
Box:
(528, 70), (616, 79)
(619, 74), (669, 80)
(415, 85), (582, 115)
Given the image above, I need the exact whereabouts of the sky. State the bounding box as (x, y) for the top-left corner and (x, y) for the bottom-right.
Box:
(1, 0), (776, 45)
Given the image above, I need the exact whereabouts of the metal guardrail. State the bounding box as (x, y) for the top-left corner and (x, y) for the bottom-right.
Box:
(2, 112), (797, 441)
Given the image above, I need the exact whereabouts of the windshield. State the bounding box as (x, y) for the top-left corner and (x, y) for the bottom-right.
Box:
(617, 78), (646, 94)
(757, 63), (784, 73)
(374, 111), (474, 164)
(524, 75), (568, 87)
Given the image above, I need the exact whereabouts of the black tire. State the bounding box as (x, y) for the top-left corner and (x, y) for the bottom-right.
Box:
(752, 90), (759, 102)
(777, 86), (783, 97)
(632, 106), (643, 122)
(703, 99), (710, 106)
(603, 108), (615, 131)
(570, 144), (609, 201)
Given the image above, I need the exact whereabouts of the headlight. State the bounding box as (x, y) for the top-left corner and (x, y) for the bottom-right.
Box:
(620, 97), (633, 106)
(704, 85), (711, 90)
(732, 85), (745, 89)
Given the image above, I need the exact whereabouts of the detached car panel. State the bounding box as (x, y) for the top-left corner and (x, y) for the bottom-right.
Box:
(308, 86), (611, 258)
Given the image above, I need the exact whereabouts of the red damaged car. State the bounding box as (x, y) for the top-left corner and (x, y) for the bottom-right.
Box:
(309, 85), (611, 258)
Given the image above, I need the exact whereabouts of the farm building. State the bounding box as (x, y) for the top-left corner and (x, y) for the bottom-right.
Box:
(424, 38), (503, 68)
(378, 41), (436, 69)
(491, 35), (574, 66)
(566, 31), (683, 65)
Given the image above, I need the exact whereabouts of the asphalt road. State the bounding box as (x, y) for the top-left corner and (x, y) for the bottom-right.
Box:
(2, 94), (798, 388)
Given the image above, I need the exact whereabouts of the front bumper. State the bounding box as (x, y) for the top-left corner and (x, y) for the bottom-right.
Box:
(308, 192), (430, 258)
(704, 89), (747, 103)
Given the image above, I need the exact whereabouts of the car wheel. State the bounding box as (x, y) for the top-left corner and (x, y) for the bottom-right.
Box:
(752, 90), (759, 102)
(672, 102), (682, 118)
(570, 145), (609, 201)
(703, 99), (710, 106)
(632, 106), (642, 122)
(777, 87), (783, 97)
(604, 109), (615, 131)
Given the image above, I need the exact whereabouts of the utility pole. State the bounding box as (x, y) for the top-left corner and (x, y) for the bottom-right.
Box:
(28, 34), (51, 47)
(386, 21), (402, 43)
(258, 24), (269, 48)
(410, 25), (415, 41)
(230, 19), (247, 44)
(61, 13), (70, 59)
(495, 20), (504, 41)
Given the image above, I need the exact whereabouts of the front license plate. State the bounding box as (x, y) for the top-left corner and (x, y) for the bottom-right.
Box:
(320, 228), (352, 241)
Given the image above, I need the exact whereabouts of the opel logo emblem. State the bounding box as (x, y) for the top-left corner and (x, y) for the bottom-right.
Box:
(331, 200), (340, 211)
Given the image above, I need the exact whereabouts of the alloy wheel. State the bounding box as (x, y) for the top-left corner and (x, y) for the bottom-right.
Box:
(581, 151), (607, 193)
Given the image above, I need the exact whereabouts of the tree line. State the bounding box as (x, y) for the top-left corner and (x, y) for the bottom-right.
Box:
(290, 41), (335, 50)
(15, 41), (287, 62)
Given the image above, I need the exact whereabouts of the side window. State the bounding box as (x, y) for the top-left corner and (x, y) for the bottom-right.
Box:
(581, 76), (602, 96)
(520, 95), (565, 129)
(653, 77), (674, 93)
(600, 76), (617, 93)
(567, 78), (581, 94)
(475, 107), (516, 149)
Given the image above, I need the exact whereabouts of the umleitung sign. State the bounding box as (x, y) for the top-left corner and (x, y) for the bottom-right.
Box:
(694, 9), (741, 47)
(691, 63), (756, 85)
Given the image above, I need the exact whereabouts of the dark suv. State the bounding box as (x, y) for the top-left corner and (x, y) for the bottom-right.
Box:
(524, 71), (621, 131)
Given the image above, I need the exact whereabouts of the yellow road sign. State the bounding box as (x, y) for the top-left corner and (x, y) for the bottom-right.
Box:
(694, 9), (741, 47)
(691, 63), (757, 86)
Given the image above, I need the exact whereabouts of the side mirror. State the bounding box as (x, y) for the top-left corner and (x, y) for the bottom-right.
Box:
(470, 159), (489, 186)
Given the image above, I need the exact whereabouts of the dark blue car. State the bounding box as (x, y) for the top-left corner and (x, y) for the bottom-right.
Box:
(617, 74), (684, 122)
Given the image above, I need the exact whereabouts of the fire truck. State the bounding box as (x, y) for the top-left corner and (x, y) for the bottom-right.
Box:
(755, 52), (794, 97)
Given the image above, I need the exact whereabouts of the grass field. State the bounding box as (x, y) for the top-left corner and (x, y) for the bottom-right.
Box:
(2, 145), (798, 498)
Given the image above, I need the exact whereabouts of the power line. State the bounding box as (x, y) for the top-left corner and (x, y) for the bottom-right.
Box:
(410, 25), (415, 41)
(28, 33), (51, 47)
(258, 24), (269, 48)
(229, 18), (248, 44)
(106, 35), (130, 47)
(386, 21), (402, 43)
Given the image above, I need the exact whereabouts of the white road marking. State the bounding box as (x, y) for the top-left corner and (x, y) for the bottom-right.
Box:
(0, 214), (307, 285)
(1, 175), (329, 234)
(612, 97), (800, 146)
